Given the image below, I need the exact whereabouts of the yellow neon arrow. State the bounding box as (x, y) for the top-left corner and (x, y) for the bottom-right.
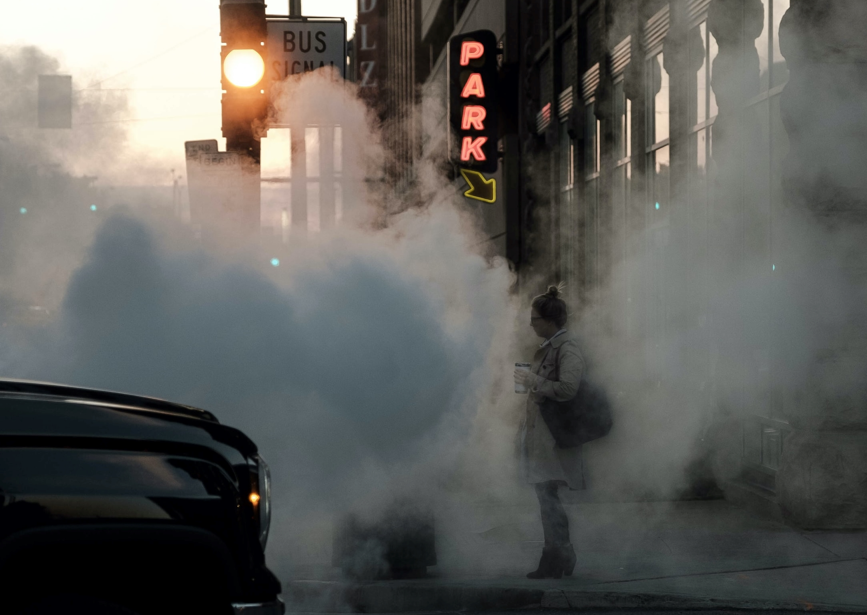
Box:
(460, 168), (496, 203)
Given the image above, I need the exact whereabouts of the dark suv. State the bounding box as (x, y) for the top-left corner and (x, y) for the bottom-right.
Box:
(0, 379), (284, 615)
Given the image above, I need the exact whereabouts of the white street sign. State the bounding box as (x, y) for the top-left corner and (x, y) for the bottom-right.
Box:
(266, 19), (347, 81)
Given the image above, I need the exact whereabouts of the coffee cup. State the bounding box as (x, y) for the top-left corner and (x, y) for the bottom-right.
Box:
(515, 363), (531, 393)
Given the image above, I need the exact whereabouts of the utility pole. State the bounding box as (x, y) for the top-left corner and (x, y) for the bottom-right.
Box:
(288, 0), (307, 234)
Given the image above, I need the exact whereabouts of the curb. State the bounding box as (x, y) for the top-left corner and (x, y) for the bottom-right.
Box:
(544, 589), (866, 613)
(284, 580), (867, 613)
(285, 580), (544, 613)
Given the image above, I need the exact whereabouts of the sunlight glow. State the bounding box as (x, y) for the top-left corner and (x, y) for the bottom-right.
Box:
(224, 49), (265, 88)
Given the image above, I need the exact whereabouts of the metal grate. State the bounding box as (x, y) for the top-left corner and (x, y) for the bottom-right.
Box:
(643, 5), (670, 53)
(558, 86), (573, 120)
(582, 62), (600, 102)
(537, 102), (552, 134)
(688, 0), (711, 26)
(611, 36), (632, 76)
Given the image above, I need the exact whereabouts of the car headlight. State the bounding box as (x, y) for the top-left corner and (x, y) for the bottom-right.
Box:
(250, 454), (271, 549)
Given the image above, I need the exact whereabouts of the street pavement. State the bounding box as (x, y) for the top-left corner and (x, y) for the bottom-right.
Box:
(282, 498), (867, 612)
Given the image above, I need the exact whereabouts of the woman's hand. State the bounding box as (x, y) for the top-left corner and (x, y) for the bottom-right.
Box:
(513, 368), (535, 387)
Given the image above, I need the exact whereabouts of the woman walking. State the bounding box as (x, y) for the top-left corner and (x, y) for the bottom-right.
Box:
(514, 285), (585, 579)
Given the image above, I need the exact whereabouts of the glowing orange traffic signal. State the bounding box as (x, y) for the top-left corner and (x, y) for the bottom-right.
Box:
(220, 0), (268, 162)
(224, 49), (266, 88)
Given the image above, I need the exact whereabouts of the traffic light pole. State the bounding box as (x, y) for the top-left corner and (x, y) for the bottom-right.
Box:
(286, 0), (307, 234)
(219, 0), (268, 240)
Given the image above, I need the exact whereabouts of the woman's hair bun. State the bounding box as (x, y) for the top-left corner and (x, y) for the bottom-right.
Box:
(532, 282), (568, 328)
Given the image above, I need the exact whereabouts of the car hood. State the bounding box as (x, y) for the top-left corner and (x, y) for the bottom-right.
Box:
(0, 392), (258, 471)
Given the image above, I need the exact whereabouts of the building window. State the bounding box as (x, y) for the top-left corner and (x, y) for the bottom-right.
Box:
(646, 51), (670, 220)
(613, 80), (631, 164)
(560, 122), (575, 193)
(647, 52), (669, 146)
(644, 5), (670, 378)
(688, 21), (718, 128)
(584, 100), (600, 294)
(585, 103), (600, 177)
(688, 20), (718, 216)
(612, 78), (632, 335)
(771, 0), (790, 88)
(559, 120), (576, 291)
(555, 14), (576, 295)
(612, 80), (632, 242)
(577, 57), (601, 298)
(755, 1), (770, 94)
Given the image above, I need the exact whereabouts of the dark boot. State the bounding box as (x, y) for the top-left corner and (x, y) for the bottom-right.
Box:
(555, 543), (576, 576)
(526, 546), (563, 579)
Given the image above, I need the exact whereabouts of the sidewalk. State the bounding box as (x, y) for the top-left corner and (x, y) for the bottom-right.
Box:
(283, 499), (867, 612)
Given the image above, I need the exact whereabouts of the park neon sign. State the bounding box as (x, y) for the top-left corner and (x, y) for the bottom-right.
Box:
(449, 30), (498, 200)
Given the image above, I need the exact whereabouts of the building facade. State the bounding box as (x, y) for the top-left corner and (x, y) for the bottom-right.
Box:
(350, 0), (426, 191)
(369, 0), (867, 528)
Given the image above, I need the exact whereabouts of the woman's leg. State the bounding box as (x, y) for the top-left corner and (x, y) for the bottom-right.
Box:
(528, 481), (566, 579)
(533, 481), (570, 546)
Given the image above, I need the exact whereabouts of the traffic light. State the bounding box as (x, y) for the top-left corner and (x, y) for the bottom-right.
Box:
(448, 30), (499, 174)
(221, 0), (268, 163)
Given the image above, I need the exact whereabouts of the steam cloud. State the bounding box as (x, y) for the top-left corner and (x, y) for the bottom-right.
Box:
(1, 59), (522, 577)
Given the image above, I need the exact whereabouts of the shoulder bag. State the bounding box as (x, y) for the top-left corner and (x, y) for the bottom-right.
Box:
(538, 344), (613, 448)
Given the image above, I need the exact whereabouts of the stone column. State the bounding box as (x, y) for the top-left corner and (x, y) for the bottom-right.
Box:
(775, 0), (867, 529)
(705, 0), (765, 482)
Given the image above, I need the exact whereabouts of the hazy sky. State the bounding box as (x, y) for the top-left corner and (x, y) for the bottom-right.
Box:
(0, 0), (357, 183)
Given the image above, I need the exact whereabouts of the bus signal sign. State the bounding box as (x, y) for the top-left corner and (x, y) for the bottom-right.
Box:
(448, 30), (498, 177)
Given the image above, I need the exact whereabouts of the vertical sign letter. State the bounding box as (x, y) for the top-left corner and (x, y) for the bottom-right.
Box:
(460, 73), (486, 98)
(461, 136), (488, 161)
(461, 106), (487, 130)
(460, 41), (485, 66)
(359, 24), (376, 50)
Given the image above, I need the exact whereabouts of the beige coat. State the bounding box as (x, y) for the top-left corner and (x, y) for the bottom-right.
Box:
(518, 330), (586, 489)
